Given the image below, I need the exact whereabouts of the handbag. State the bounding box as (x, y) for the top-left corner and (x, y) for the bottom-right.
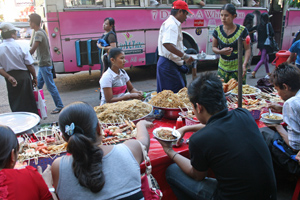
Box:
(34, 87), (47, 120)
(264, 23), (279, 52)
(138, 141), (163, 200)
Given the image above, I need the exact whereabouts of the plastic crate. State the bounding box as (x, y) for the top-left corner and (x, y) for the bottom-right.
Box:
(27, 152), (67, 171)
(185, 117), (200, 126)
(250, 110), (261, 120)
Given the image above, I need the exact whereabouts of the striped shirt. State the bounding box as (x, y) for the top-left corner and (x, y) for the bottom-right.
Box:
(283, 89), (300, 150)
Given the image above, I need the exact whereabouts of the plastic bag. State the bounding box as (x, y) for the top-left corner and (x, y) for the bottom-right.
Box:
(34, 87), (47, 120)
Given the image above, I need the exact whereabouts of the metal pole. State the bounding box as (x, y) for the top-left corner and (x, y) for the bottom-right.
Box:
(238, 37), (243, 108)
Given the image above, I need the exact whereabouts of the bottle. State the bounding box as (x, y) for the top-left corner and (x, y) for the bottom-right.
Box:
(176, 116), (184, 129)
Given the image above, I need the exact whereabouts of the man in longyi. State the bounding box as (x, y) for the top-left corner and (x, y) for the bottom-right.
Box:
(157, 0), (194, 93)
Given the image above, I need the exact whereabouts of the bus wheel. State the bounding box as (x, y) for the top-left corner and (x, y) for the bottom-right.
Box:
(183, 34), (199, 53)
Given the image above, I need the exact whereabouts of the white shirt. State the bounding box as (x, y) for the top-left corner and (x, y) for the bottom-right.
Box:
(283, 89), (300, 150)
(0, 38), (34, 72)
(99, 68), (130, 105)
(158, 15), (184, 66)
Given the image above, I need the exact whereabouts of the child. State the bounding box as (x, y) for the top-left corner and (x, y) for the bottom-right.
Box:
(99, 48), (143, 105)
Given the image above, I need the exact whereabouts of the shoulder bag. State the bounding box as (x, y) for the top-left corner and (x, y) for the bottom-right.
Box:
(264, 23), (279, 52)
(138, 141), (163, 200)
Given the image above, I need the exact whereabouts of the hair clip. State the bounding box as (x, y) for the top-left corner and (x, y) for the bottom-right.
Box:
(65, 123), (75, 136)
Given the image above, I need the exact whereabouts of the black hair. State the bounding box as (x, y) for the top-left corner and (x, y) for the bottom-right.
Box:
(1, 30), (16, 39)
(0, 125), (19, 169)
(188, 72), (227, 115)
(58, 102), (105, 193)
(243, 13), (254, 28)
(104, 17), (117, 44)
(270, 62), (300, 92)
(260, 13), (269, 26)
(171, 9), (179, 16)
(220, 3), (237, 16)
(109, 47), (124, 60)
(29, 13), (41, 26)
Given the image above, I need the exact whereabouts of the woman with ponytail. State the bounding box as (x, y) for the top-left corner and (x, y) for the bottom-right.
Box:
(52, 101), (152, 200)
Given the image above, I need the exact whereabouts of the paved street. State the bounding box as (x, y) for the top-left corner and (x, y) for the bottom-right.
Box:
(0, 60), (297, 199)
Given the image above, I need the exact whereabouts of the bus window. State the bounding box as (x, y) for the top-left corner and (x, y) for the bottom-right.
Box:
(65, 0), (103, 6)
(115, 0), (140, 6)
(206, 0), (230, 5)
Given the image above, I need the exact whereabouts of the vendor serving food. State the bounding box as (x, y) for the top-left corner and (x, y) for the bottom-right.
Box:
(260, 63), (300, 175)
(99, 48), (144, 105)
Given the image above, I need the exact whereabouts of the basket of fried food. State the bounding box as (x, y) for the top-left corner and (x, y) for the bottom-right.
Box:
(230, 84), (261, 97)
(94, 100), (153, 125)
(148, 88), (192, 119)
(222, 78), (238, 95)
(153, 127), (180, 142)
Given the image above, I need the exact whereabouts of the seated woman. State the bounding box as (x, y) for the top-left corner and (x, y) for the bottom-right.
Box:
(51, 101), (152, 200)
(99, 48), (143, 105)
(0, 125), (54, 200)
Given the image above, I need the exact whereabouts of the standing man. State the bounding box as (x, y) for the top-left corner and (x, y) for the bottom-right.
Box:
(157, 0), (194, 93)
(0, 22), (38, 115)
(29, 13), (64, 114)
(156, 73), (277, 200)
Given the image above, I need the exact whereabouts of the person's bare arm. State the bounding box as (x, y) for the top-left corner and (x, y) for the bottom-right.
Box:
(30, 41), (40, 55)
(103, 87), (142, 103)
(124, 120), (153, 164)
(243, 38), (251, 76)
(198, 0), (205, 6)
(26, 64), (37, 86)
(0, 68), (17, 87)
(212, 37), (233, 56)
(163, 43), (194, 64)
(286, 53), (296, 64)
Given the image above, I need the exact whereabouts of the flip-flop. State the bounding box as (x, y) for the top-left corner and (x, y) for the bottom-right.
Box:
(51, 108), (62, 114)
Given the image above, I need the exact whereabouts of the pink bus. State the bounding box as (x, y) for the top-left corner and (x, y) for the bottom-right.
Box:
(34, 0), (300, 74)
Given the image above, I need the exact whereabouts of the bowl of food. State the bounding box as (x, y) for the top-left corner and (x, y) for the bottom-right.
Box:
(261, 113), (283, 124)
(231, 85), (261, 97)
(153, 127), (180, 142)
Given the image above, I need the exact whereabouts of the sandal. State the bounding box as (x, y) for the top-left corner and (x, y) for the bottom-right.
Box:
(51, 108), (63, 114)
(251, 71), (256, 78)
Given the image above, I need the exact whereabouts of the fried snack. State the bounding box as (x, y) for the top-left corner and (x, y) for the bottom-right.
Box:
(223, 83), (229, 93)
(227, 78), (235, 86)
(156, 129), (177, 140)
(232, 84), (257, 95)
(228, 81), (238, 91)
(94, 100), (152, 124)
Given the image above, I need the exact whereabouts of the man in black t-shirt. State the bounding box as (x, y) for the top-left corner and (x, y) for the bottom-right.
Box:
(156, 73), (277, 200)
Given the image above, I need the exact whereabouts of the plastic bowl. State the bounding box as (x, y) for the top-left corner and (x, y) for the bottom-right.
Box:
(261, 113), (283, 124)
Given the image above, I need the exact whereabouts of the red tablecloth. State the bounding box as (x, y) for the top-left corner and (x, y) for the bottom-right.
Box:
(143, 117), (267, 199)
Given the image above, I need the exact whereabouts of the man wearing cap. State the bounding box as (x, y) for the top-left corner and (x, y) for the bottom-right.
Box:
(29, 13), (64, 114)
(157, 0), (194, 93)
(0, 22), (38, 115)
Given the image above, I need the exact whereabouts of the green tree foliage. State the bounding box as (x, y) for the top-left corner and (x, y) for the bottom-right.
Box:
(289, 0), (300, 8)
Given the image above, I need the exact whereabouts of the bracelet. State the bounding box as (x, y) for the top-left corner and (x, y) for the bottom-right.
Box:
(49, 187), (55, 192)
(181, 53), (188, 60)
(172, 152), (178, 160)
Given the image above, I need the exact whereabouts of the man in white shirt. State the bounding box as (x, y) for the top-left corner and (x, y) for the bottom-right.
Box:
(261, 63), (300, 174)
(0, 22), (38, 115)
(157, 0), (194, 93)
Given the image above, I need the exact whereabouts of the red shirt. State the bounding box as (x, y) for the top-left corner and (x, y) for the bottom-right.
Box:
(0, 166), (52, 200)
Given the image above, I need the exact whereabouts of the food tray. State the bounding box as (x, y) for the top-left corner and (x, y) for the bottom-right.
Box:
(230, 85), (261, 97)
(153, 106), (187, 120)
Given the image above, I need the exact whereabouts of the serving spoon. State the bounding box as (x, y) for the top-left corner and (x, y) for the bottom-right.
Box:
(172, 126), (177, 138)
(269, 108), (273, 117)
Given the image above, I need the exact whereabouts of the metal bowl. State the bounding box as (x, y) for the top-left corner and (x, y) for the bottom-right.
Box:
(153, 106), (187, 120)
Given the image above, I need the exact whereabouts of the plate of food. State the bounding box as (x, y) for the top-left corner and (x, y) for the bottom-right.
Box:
(261, 113), (283, 124)
(230, 85), (261, 96)
(153, 127), (180, 142)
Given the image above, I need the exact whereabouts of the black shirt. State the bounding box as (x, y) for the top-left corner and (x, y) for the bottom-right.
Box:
(250, 23), (274, 52)
(189, 108), (277, 200)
